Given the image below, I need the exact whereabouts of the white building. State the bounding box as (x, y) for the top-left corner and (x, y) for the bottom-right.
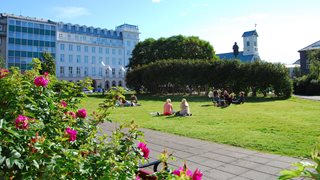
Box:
(56, 23), (139, 89)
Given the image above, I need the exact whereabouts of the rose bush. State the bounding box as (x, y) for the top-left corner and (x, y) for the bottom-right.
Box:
(0, 59), (145, 179)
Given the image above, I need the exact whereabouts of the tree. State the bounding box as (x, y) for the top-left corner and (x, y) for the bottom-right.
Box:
(127, 35), (217, 69)
(40, 52), (56, 75)
(308, 49), (320, 79)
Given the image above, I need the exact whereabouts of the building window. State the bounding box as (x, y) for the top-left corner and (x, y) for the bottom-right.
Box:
(68, 55), (73, 63)
(106, 57), (110, 64)
(92, 47), (95, 53)
(92, 56), (96, 64)
(60, 54), (65, 62)
(92, 67), (96, 76)
(84, 67), (88, 76)
(60, 44), (65, 50)
(76, 55), (81, 63)
(60, 66), (65, 76)
(84, 56), (88, 63)
(99, 68), (102, 76)
(68, 66), (73, 76)
(118, 49), (122, 55)
(105, 48), (109, 54)
(105, 69), (109, 77)
(112, 58), (116, 65)
(69, 44), (73, 51)
(76, 67), (81, 76)
(0, 39), (2, 45)
(59, 33), (63, 39)
(112, 49), (116, 55)
(247, 41), (250, 47)
(118, 70), (122, 77)
(77, 45), (81, 52)
(84, 46), (88, 52)
(99, 47), (102, 53)
(254, 41), (257, 46)
(118, 58), (122, 65)
(0, 25), (2, 31)
(99, 57), (103, 65)
(112, 68), (115, 77)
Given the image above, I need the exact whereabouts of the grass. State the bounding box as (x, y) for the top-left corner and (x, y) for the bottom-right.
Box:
(80, 94), (320, 158)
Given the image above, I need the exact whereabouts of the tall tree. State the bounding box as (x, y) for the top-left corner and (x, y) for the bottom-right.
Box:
(308, 49), (320, 79)
(40, 52), (56, 76)
(127, 35), (217, 69)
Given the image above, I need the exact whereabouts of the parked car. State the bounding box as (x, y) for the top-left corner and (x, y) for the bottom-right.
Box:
(82, 88), (93, 94)
(94, 88), (103, 93)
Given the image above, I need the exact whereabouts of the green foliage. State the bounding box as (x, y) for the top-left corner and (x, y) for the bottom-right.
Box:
(128, 35), (217, 69)
(0, 65), (146, 179)
(294, 75), (320, 95)
(279, 143), (320, 180)
(0, 56), (5, 68)
(39, 52), (56, 76)
(126, 59), (292, 98)
(308, 49), (320, 79)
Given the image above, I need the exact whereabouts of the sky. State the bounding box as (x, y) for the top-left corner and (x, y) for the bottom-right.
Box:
(1, 0), (320, 64)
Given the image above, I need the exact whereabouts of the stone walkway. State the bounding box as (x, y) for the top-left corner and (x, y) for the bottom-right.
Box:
(100, 122), (302, 180)
(294, 95), (320, 101)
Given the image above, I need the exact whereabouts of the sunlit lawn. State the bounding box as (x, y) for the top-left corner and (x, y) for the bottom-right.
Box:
(81, 94), (320, 158)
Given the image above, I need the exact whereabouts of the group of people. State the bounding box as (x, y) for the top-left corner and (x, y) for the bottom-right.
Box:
(115, 94), (140, 107)
(161, 98), (192, 116)
(209, 90), (245, 107)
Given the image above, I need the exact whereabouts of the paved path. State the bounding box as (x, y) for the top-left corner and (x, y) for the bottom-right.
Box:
(294, 95), (320, 101)
(100, 122), (303, 180)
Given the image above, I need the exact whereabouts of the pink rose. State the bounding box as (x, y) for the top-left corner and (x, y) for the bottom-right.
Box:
(44, 72), (49, 76)
(34, 76), (49, 87)
(192, 168), (203, 180)
(137, 142), (150, 159)
(68, 111), (76, 118)
(66, 127), (77, 142)
(60, 100), (67, 107)
(77, 109), (87, 118)
(173, 166), (193, 177)
(0, 68), (9, 79)
(15, 115), (29, 130)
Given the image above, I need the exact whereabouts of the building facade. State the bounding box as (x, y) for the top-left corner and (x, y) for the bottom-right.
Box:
(0, 13), (139, 89)
(217, 30), (260, 62)
(0, 13), (56, 71)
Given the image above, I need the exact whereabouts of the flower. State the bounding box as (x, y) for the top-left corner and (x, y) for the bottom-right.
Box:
(137, 142), (150, 159)
(192, 168), (203, 180)
(60, 100), (67, 107)
(65, 127), (77, 142)
(44, 72), (49, 76)
(77, 109), (87, 118)
(68, 111), (76, 118)
(34, 76), (49, 87)
(15, 115), (29, 129)
(0, 68), (9, 79)
(173, 166), (193, 177)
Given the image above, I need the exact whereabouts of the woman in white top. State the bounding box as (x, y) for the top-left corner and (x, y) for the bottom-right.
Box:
(177, 98), (191, 116)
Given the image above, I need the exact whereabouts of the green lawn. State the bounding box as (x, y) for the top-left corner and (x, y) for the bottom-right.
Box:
(80, 94), (320, 158)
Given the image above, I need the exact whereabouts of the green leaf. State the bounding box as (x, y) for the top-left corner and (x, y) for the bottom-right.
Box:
(33, 160), (39, 169)
(0, 119), (3, 129)
(10, 149), (21, 158)
(6, 157), (15, 168)
(14, 159), (24, 169)
(0, 156), (6, 165)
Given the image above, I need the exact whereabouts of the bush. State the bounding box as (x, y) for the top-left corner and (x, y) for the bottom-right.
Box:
(0, 60), (146, 179)
(293, 75), (320, 95)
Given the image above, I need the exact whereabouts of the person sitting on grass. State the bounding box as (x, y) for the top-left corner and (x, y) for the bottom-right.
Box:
(232, 91), (245, 104)
(175, 98), (192, 116)
(163, 98), (174, 116)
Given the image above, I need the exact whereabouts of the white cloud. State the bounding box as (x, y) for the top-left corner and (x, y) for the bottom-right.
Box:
(52, 6), (90, 20)
(152, 0), (161, 3)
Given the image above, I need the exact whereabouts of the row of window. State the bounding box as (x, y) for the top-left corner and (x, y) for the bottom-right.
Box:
(9, 38), (55, 47)
(8, 51), (55, 58)
(9, 31), (56, 42)
(8, 63), (30, 71)
(9, 25), (56, 36)
(58, 33), (123, 47)
(59, 54), (125, 66)
(59, 66), (124, 77)
(59, 44), (123, 55)
(9, 19), (55, 30)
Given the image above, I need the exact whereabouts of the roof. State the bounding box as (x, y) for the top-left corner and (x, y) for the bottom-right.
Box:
(217, 52), (258, 63)
(242, 30), (258, 37)
(298, 40), (320, 52)
(293, 59), (300, 65)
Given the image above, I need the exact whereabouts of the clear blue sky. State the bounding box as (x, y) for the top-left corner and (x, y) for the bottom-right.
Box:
(1, 0), (320, 64)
